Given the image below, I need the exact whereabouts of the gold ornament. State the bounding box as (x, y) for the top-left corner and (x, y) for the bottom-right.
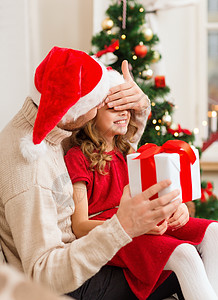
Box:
(143, 27), (153, 41)
(152, 51), (160, 63)
(101, 17), (114, 31)
(141, 68), (153, 79)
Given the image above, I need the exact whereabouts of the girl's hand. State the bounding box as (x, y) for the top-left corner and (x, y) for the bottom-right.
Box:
(105, 60), (150, 113)
(167, 203), (189, 230)
(146, 220), (168, 235)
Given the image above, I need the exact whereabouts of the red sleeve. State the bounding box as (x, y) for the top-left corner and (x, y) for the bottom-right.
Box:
(64, 146), (92, 185)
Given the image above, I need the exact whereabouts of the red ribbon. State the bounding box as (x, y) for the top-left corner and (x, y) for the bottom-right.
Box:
(167, 124), (192, 136)
(95, 40), (119, 58)
(135, 140), (196, 202)
(201, 182), (215, 202)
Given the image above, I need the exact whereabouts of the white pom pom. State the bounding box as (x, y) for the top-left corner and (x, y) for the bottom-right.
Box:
(20, 134), (47, 162)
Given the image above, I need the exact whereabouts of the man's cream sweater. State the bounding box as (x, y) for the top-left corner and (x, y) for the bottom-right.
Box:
(0, 98), (148, 295)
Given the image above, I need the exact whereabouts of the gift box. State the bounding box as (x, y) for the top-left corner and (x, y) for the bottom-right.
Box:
(127, 140), (201, 202)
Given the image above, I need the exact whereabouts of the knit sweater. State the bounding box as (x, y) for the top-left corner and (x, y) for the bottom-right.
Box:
(0, 98), (149, 295)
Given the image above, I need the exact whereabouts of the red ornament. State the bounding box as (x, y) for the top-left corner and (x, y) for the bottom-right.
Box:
(134, 44), (147, 58)
(155, 76), (166, 88)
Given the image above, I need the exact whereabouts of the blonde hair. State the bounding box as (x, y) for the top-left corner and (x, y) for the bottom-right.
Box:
(71, 112), (138, 174)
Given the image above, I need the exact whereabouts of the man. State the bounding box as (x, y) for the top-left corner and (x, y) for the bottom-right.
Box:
(0, 47), (185, 299)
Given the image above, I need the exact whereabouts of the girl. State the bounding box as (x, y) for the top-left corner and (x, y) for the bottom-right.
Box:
(65, 71), (218, 300)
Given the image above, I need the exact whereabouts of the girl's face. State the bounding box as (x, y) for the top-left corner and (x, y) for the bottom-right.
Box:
(95, 104), (131, 146)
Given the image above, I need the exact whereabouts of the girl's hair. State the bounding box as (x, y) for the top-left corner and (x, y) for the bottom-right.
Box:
(71, 111), (138, 174)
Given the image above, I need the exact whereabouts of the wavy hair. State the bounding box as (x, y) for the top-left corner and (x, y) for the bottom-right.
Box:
(70, 112), (138, 174)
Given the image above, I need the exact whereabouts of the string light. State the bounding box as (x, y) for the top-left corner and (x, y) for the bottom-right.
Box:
(193, 128), (199, 134)
(121, 34), (126, 40)
(174, 132), (179, 137)
(158, 119), (162, 123)
(202, 120), (208, 126)
(152, 119), (157, 124)
(139, 7), (144, 12)
(132, 55), (137, 60)
(212, 111), (217, 118)
(107, 30), (112, 35)
(155, 125), (160, 131)
(151, 102), (155, 106)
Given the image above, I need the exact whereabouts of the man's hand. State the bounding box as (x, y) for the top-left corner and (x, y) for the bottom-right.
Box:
(116, 180), (181, 238)
(105, 60), (150, 113)
(167, 203), (189, 230)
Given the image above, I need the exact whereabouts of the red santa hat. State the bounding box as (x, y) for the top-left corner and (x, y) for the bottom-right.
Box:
(20, 46), (124, 161)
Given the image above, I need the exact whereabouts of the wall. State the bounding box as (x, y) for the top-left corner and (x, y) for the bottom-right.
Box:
(0, 0), (94, 131)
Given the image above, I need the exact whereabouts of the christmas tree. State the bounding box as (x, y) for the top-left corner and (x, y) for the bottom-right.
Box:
(90, 0), (218, 219)
(90, 0), (195, 146)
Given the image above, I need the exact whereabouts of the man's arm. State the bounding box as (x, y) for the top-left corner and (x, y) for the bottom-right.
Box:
(5, 185), (131, 295)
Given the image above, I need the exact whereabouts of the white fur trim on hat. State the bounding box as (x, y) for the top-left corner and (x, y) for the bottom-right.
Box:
(62, 64), (125, 123)
(20, 134), (47, 162)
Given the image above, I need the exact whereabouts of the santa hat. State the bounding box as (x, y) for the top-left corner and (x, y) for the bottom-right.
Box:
(20, 46), (124, 161)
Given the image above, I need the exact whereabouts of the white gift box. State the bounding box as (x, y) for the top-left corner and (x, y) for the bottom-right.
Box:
(127, 146), (201, 202)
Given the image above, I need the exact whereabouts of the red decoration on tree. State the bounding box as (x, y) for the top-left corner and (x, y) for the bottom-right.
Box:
(155, 76), (166, 88)
(134, 44), (147, 58)
(95, 40), (119, 58)
(201, 182), (217, 202)
(167, 124), (192, 135)
(148, 110), (152, 120)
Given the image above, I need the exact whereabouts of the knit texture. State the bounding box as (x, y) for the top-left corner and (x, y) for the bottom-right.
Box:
(0, 98), (131, 294)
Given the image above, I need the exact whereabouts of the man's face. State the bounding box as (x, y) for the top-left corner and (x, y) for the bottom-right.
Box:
(58, 107), (98, 131)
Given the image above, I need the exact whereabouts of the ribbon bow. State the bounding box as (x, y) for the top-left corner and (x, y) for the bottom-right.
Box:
(201, 182), (216, 203)
(95, 40), (119, 58)
(136, 140), (196, 164)
(167, 124), (192, 136)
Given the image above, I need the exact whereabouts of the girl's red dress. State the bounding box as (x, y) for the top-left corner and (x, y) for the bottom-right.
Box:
(65, 146), (215, 300)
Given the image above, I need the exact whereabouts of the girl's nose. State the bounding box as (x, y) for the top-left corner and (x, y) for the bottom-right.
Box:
(119, 109), (128, 116)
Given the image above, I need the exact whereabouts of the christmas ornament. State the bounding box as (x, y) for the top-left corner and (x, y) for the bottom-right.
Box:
(101, 17), (114, 31)
(95, 40), (119, 58)
(134, 44), (147, 58)
(141, 68), (153, 79)
(155, 76), (166, 88)
(143, 27), (153, 42)
(151, 51), (160, 63)
(167, 124), (192, 136)
(162, 111), (172, 126)
(201, 182), (217, 202)
(111, 26), (120, 35)
(161, 126), (167, 135)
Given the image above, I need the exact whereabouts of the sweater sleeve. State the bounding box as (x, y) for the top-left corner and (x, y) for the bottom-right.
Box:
(130, 103), (151, 150)
(4, 186), (131, 295)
